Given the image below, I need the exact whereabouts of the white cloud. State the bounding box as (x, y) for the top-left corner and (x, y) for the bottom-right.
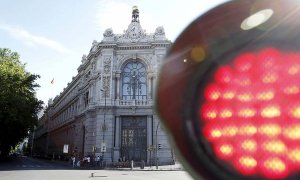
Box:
(95, 0), (132, 33)
(95, 0), (157, 35)
(95, 0), (229, 41)
(0, 24), (72, 54)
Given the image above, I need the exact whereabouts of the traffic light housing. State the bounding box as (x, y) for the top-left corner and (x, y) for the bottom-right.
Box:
(92, 146), (97, 153)
(156, 0), (300, 179)
(158, 144), (162, 150)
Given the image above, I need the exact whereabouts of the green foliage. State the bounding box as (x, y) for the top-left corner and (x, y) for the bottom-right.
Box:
(0, 48), (43, 159)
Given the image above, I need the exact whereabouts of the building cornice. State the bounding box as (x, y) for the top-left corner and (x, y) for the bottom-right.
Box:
(51, 76), (80, 112)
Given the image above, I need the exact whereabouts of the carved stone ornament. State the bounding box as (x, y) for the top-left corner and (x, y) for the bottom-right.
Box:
(90, 40), (98, 52)
(155, 26), (165, 36)
(139, 54), (152, 67)
(154, 26), (166, 40)
(127, 22), (143, 39)
(103, 57), (111, 74)
(102, 76), (110, 98)
(81, 54), (87, 63)
(103, 28), (114, 37)
(92, 40), (98, 46)
(115, 22), (153, 43)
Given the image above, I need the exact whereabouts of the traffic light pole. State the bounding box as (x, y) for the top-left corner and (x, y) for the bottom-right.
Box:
(155, 122), (160, 169)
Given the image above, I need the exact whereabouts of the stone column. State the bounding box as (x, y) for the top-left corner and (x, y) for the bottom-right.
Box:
(89, 85), (93, 103)
(89, 83), (95, 105)
(79, 95), (84, 112)
(92, 82), (97, 104)
(147, 73), (153, 100)
(116, 72), (121, 100)
(113, 116), (121, 162)
(152, 75), (157, 101)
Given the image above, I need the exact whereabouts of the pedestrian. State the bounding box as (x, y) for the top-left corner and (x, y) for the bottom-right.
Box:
(95, 156), (100, 166)
(82, 156), (87, 167)
(76, 160), (81, 167)
(100, 156), (104, 168)
(87, 156), (91, 167)
(71, 156), (76, 168)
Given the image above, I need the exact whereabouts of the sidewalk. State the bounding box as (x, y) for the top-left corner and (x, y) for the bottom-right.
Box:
(39, 157), (184, 171)
(107, 163), (184, 171)
(138, 163), (183, 171)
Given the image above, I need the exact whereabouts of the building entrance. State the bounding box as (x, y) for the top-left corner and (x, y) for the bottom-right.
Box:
(121, 116), (147, 161)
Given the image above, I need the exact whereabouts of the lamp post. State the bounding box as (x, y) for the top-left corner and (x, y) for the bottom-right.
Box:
(155, 122), (160, 169)
(100, 89), (107, 163)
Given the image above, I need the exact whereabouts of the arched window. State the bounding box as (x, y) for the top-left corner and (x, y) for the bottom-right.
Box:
(122, 61), (147, 100)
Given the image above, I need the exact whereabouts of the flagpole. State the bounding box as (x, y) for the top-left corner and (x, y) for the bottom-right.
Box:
(50, 78), (54, 99)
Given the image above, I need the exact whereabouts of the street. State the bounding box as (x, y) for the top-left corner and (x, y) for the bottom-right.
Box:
(0, 157), (194, 180)
(0, 156), (69, 171)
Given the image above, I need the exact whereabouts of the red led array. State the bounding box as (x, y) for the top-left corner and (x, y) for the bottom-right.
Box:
(200, 48), (300, 179)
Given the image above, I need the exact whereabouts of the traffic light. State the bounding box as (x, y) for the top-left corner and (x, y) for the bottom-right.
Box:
(101, 142), (106, 153)
(92, 146), (97, 153)
(158, 144), (162, 150)
(156, 0), (300, 179)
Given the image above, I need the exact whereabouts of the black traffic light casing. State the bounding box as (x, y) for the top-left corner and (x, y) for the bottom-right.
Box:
(157, 0), (300, 179)
(158, 144), (162, 150)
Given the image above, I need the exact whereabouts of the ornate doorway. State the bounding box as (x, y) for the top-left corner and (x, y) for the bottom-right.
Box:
(121, 116), (147, 161)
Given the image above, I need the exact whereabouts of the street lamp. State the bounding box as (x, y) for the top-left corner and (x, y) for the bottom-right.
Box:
(100, 88), (107, 162)
(155, 122), (160, 169)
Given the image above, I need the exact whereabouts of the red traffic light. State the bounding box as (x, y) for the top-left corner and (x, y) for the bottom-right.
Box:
(202, 47), (300, 179)
(156, 0), (300, 179)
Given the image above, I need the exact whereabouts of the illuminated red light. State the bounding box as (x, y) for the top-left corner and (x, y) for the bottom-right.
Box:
(200, 48), (300, 178)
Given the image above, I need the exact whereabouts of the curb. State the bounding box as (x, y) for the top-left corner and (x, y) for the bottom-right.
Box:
(106, 168), (184, 171)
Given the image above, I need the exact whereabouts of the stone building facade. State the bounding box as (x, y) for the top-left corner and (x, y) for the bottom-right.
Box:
(32, 7), (174, 165)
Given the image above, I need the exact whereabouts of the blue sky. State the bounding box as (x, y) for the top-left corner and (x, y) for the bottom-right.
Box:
(0, 0), (227, 105)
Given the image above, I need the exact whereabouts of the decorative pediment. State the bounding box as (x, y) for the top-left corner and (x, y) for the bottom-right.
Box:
(125, 22), (145, 40)
(101, 6), (167, 44)
(114, 22), (154, 43)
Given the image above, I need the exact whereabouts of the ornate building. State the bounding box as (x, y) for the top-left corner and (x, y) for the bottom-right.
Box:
(32, 6), (174, 165)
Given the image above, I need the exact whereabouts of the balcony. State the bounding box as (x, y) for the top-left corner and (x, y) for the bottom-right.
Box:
(118, 99), (153, 106)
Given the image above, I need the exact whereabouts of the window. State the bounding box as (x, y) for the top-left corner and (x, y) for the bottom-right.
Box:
(84, 91), (89, 107)
(122, 61), (147, 100)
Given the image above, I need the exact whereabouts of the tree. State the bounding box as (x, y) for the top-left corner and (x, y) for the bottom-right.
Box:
(0, 48), (43, 159)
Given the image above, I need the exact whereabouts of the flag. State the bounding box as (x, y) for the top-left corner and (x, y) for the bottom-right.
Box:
(50, 78), (54, 84)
